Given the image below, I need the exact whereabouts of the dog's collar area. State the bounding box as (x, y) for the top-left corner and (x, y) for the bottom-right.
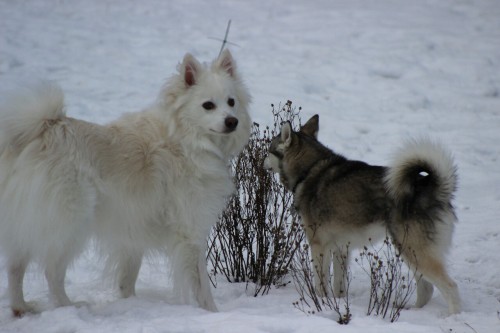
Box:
(291, 158), (327, 194)
(270, 151), (283, 159)
(292, 174), (307, 193)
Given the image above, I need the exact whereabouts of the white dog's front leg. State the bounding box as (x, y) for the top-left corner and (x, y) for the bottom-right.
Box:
(116, 251), (143, 298)
(172, 241), (217, 311)
(196, 251), (217, 312)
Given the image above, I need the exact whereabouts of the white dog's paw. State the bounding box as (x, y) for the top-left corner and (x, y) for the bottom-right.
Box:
(12, 301), (38, 318)
(69, 300), (89, 308)
(197, 295), (218, 312)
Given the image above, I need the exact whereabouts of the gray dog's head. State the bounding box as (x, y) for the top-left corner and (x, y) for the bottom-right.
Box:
(264, 115), (320, 190)
(264, 114), (319, 171)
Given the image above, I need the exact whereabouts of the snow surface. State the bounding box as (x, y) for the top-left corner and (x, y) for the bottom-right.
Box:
(1, 0), (499, 332)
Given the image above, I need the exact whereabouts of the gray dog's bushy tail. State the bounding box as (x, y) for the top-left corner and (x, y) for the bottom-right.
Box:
(384, 138), (458, 215)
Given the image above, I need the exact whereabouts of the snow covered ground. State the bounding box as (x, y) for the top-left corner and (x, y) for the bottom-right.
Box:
(0, 0), (499, 332)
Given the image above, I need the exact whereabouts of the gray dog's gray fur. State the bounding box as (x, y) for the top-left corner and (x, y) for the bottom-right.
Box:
(264, 115), (460, 315)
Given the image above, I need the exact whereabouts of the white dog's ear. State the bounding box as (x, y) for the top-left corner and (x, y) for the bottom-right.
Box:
(216, 49), (236, 77)
(281, 122), (293, 147)
(300, 114), (319, 139)
(181, 53), (202, 87)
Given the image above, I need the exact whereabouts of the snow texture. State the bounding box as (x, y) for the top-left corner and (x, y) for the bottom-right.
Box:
(0, 0), (499, 332)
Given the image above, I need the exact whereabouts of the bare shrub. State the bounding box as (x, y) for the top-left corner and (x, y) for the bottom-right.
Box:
(291, 243), (352, 324)
(355, 238), (417, 322)
(207, 101), (305, 296)
(291, 238), (417, 324)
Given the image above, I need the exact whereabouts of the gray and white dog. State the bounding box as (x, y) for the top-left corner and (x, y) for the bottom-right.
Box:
(264, 115), (460, 314)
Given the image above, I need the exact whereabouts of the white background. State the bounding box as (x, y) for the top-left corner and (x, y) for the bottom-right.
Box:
(0, 0), (499, 332)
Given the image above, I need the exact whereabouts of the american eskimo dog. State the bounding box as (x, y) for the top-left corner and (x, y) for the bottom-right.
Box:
(264, 115), (460, 314)
(0, 50), (251, 316)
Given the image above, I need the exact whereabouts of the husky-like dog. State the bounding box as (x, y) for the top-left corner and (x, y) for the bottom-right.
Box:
(0, 50), (251, 316)
(264, 115), (460, 314)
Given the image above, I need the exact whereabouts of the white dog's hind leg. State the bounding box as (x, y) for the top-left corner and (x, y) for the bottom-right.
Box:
(117, 252), (143, 298)
(8, 256), (34, 317)
(43, 181), (95, 308)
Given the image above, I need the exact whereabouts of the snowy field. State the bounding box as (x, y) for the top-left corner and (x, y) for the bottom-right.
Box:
(1, 0), (499, 332)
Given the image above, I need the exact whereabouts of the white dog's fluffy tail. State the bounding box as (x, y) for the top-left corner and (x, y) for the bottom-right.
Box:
(0, 81), (65, 151)
(385, 138), (458, 212)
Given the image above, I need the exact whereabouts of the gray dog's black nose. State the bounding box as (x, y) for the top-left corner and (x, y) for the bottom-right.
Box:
(225, 117), (238, 132)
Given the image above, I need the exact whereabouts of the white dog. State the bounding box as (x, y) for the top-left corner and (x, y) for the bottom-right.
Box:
(0, 50), (251, 316)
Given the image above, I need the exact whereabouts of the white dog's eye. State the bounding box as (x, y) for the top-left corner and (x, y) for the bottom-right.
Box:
(227, 98), (235, 107)
(202, 101), (216, 110)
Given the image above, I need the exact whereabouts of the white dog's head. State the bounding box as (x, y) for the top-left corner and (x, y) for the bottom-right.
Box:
(160, 50), (251, 158)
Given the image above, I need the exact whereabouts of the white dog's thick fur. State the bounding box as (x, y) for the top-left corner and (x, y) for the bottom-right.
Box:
(0, 50), (251, 316)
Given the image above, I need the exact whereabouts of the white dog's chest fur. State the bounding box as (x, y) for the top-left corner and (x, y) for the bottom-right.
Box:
(62, 114), (236, 248)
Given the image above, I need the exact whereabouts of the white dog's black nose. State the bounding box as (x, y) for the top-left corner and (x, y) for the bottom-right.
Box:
(225, 117), (238, 132)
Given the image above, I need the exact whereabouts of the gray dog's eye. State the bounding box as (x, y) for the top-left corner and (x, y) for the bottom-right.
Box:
(202, 101), (216, 110)
(227, 98), (235, 107)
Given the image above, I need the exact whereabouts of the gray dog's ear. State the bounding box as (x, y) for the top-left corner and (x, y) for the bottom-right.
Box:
(281, 122), (293, 147)
(181, 53), (203, 87)
(300, 114), (319, 138)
